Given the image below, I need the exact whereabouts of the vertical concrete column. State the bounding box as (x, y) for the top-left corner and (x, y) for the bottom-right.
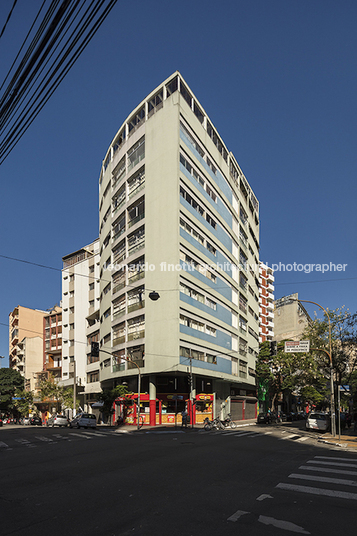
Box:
(149, 375), (156, 426)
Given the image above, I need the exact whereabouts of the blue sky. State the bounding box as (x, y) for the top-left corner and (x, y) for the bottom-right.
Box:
(1, 0), (356, 366)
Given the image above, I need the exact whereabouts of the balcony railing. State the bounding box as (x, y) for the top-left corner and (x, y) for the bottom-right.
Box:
(128, 212), (145, 229)
(127, 330), (145, 341)
(113, 363), (125, 373)
(127, 301), (145, 314)
(113, 335), (125, 346)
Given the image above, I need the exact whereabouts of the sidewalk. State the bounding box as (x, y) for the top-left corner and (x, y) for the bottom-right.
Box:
(318, 428), (357, 450)
(101, 418), (258, 434)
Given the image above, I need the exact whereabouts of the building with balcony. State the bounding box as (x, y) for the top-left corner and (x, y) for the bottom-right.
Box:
(274, 293), (311, 342)
(9, 305), (47, 379)
(259, 263), (275, 342)
(98, 72), (260, 425)
(61, 239), (100, 410)
(43, 305), (62, 380)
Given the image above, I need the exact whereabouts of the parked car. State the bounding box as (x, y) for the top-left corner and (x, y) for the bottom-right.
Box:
(29, 416), (42, 426)
(70, 413), (97, 429)
(257, 413), (272, 424)
(22, 417), (30, 425)
(46, 414), (69, 428)
(306, 412), (330, 432)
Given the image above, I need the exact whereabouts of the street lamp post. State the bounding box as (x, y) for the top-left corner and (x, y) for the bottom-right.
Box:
(292, 298), (336, 437)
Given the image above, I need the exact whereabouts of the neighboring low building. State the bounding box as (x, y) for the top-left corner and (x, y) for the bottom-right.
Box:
(9, 305), (47, 380)
(259, 263), (274, 342)
(274, 293), (311, 342)
(17, 336), (43, 392)
(61, 239), (100, 411)
(43, 305), (62, 380)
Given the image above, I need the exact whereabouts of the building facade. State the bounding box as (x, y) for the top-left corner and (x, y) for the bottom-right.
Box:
(43, 305), (62, 380)
(259, 263), (274, 342)
(17, 336), (43, 392)
(9, 305), (47, 378)
(98, 72), (260, 424)
(274, 293), (311, 342)
(61, 239), (100, 411)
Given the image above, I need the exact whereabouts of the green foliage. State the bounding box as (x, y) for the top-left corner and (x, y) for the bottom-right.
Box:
(13, 389), (34, 416)
(39, 374), (78, 412)
(97, 384), (131, 417)
(0, 368), (24, 412)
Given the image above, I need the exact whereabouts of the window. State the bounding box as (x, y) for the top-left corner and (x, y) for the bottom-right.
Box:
(127, 136), (145, 172)
(180, 186), (204, 216)
(180, 346), (217, 365)
(206, 325), (216, 337)
(148, 90), (163, 116)
(128, 167), (145, 198)
(89, 283), (95, 291)
(88, 371), (99, 383)
(206, 242), (216, 255)
(104, 308), (111, 319)
(206, 213), (216, 229)
(127, 315), (145, 341)
(180, 121), (205, 157)
(180, 81), (192, 107)
(239, 360), (247, 378)
(166, 76), (178, 96)
(128, 107), (145, 135)
(206, 297), (216, 310)
(128, 226), (145, 255)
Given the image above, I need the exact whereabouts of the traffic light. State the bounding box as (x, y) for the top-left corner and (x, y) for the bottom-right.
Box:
(91, 341), (99, 358)
(270, 341), (277, 356)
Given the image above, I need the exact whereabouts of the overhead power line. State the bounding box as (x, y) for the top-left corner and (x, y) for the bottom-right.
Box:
(0, 0), (118, 164)
(0, 0), (18, 41)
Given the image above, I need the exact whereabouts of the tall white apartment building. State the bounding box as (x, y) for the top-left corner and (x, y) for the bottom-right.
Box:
(259, 263), (275, 342)
(98, 72), (260, 425)
(61, 239), (100, 410)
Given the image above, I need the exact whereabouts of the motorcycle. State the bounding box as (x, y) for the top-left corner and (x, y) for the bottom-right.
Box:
(221, 413), (237, 429)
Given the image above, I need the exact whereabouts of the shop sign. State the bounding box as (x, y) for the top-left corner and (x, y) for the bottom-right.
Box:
(197, 394), (212, 401)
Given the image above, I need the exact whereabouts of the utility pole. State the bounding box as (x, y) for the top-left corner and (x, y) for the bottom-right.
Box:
(73, 360), (76, 419)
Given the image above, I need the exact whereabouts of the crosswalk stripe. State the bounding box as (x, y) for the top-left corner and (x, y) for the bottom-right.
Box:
(276, 482), (357, 500)
(299, 465), (357, 477)
(81, 431), (108, 437)
(0, 441), (9, 448)
(35, 436), (54, 442)
(279, 434), (300, 440)
(296, 437), (309, 442)
(69, 433), (91, 439)
(289, 473), (357, 487)
(307, 460), (357, 469)
(315, 456), (357, 462)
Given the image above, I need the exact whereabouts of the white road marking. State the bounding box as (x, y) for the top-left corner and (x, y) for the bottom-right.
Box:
(307, 460), (357, 469)
(276, 482), (357, 500)
(0, 441), (9, 448)
(227, 510), (249, 522)
(35, 436), (54, 442)
(69, 433), (91, 439)
(81, 431), (108, 437)
(296, 436), (309, 442)
(258, 515), (310, 534)
(279, 434), (300, 440)
(299, 465), (357, 476)
(52, 434), (69, 439)
(289, 473), (357, 487)
(314, 455), (357, 462)
(256, 494), (273, 501)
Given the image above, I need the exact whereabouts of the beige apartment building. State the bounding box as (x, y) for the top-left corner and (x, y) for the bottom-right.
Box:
(274, 293), (311, 342)
(97, 72), (261, 425)
(9, 305), (47, 384)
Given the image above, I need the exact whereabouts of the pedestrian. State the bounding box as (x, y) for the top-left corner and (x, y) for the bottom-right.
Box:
(353, 413), (357, 432)
(346, 413), (352, 429)
(181, 408), (188, 428)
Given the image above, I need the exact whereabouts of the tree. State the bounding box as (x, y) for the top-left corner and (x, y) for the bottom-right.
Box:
(97, 384), (131, 422)
(13, 389), (34, 416)
(39, 374), (76, 413)
(256, 340), (328, 411)
(0, 368), (24, 414)
(302, 307), (357, 384)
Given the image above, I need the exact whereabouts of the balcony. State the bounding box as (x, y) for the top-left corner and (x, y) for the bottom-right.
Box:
(113, 335), (125, 346)
(127, 330), (145, 342)
(127, 301), (145, 314)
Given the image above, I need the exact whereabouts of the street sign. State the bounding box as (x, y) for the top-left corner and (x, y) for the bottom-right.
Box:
(284, 340), (310, 353)
(12, 397), (22, 400)
(339, 385), (350, 392)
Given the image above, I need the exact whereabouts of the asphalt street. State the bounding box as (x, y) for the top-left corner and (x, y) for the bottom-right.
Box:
(1, 423), (357, 536)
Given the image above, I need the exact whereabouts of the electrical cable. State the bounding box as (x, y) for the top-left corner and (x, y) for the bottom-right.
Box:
(0, 0), (118, 164)
(0, 0), (47, 93)
(0, 0), (18, 40)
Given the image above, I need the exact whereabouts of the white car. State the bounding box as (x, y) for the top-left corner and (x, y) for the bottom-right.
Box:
(306, 412), (330, 432)
(46, 414), (69, 427)
(69, 413), (97, 429)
